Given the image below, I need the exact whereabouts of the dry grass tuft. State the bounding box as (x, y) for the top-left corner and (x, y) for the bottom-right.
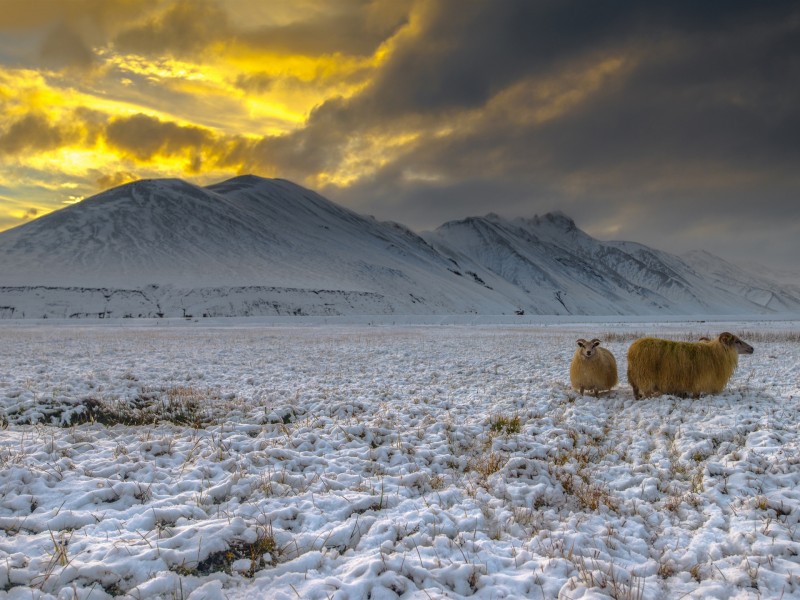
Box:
(470, 451), (506, 479)
(176, 524), (278, 578)
(489, 414), (522, 435)
(600, 329), (799, 344)
(65, 385), (221, 428)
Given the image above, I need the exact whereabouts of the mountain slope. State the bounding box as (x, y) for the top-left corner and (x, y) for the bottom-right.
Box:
(0, 176), (797, 318)
(681, 250), (800, 312)
(425, 212), (800, 316)
(0, 179), (269, 287)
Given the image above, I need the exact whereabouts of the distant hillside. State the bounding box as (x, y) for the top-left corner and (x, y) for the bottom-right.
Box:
(0, 176), (797, 318)
(423, 212), (800, 316)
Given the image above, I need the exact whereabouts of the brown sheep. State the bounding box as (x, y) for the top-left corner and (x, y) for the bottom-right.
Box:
(570, 338), (618, 396)
(627, 332), (754, 399)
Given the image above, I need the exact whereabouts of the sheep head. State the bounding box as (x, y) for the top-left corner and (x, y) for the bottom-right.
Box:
(718, 332), (754, 355)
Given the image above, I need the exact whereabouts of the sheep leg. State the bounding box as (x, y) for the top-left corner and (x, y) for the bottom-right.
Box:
(627, 367), (640, 400)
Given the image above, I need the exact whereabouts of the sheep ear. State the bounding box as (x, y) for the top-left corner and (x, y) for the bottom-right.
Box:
(576, 339), (587, 348)
(590, 338), (601, 348)
(719, 332), (735, 345)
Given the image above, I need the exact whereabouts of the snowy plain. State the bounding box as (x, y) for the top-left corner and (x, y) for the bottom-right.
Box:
(0, 318), (799, 600)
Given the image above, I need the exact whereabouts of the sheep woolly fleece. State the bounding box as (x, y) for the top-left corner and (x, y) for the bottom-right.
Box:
(627, 333), (742, 399)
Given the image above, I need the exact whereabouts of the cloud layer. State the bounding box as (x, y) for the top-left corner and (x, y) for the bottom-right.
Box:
(0, 0), (798, 269)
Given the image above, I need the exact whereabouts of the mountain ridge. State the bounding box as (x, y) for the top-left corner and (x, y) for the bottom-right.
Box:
(1, 175), (797, 318)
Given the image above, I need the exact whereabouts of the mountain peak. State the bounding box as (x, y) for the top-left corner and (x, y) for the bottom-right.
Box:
(532, 211), (576, 231)
(207, 174), (305, 195)
(127, 178), (200, 193)
(212, 173), (271, 187)
(77, 177), (211, 207)
(437, 213), (510, 231)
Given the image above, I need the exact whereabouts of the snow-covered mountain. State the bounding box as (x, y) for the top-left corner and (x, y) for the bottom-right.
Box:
(0, 176), (797, 318)
(682, 250), (800, 310)
(424, 212), (800, 316)
(0, 177), (517, 318)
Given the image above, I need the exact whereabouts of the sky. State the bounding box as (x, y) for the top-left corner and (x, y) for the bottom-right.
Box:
(1, 0), (798, 272)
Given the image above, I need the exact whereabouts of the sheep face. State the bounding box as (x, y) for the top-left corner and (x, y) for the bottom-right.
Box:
(576, 338), (601, 359)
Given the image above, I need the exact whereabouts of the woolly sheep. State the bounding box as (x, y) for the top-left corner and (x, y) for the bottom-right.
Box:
(627, 332), (754, 399)
(570, 338), (618, 396)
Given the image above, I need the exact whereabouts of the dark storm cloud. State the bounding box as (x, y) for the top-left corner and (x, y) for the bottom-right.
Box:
(0, 0), (159, 69)
(549, 19), (800, 169)
(39, 22), (95, 70)
(105, 114), (214, 163)
(361, 0), (625, 115)
(0, 0), (154, 30)
(235, 72), (275, 94)
(113, 0), (229, 57)
(0, 113), (70, 154)
(353, 0), (727, 119)
(342, 0), (800, 131)
(340, 174), (547, 230)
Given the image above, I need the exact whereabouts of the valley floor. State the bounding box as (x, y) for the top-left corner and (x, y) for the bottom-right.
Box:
(0, 320), (799, 599)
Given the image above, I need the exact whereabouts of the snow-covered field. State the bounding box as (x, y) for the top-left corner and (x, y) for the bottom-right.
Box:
(1, 319), (799, 600)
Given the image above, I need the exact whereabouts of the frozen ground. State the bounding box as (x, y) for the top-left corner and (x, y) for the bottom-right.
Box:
(0, 319), (799, 599)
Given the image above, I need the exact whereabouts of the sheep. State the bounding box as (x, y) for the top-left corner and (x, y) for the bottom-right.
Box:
(570, 338), (618, 396)
(627, 332), (754, 399)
